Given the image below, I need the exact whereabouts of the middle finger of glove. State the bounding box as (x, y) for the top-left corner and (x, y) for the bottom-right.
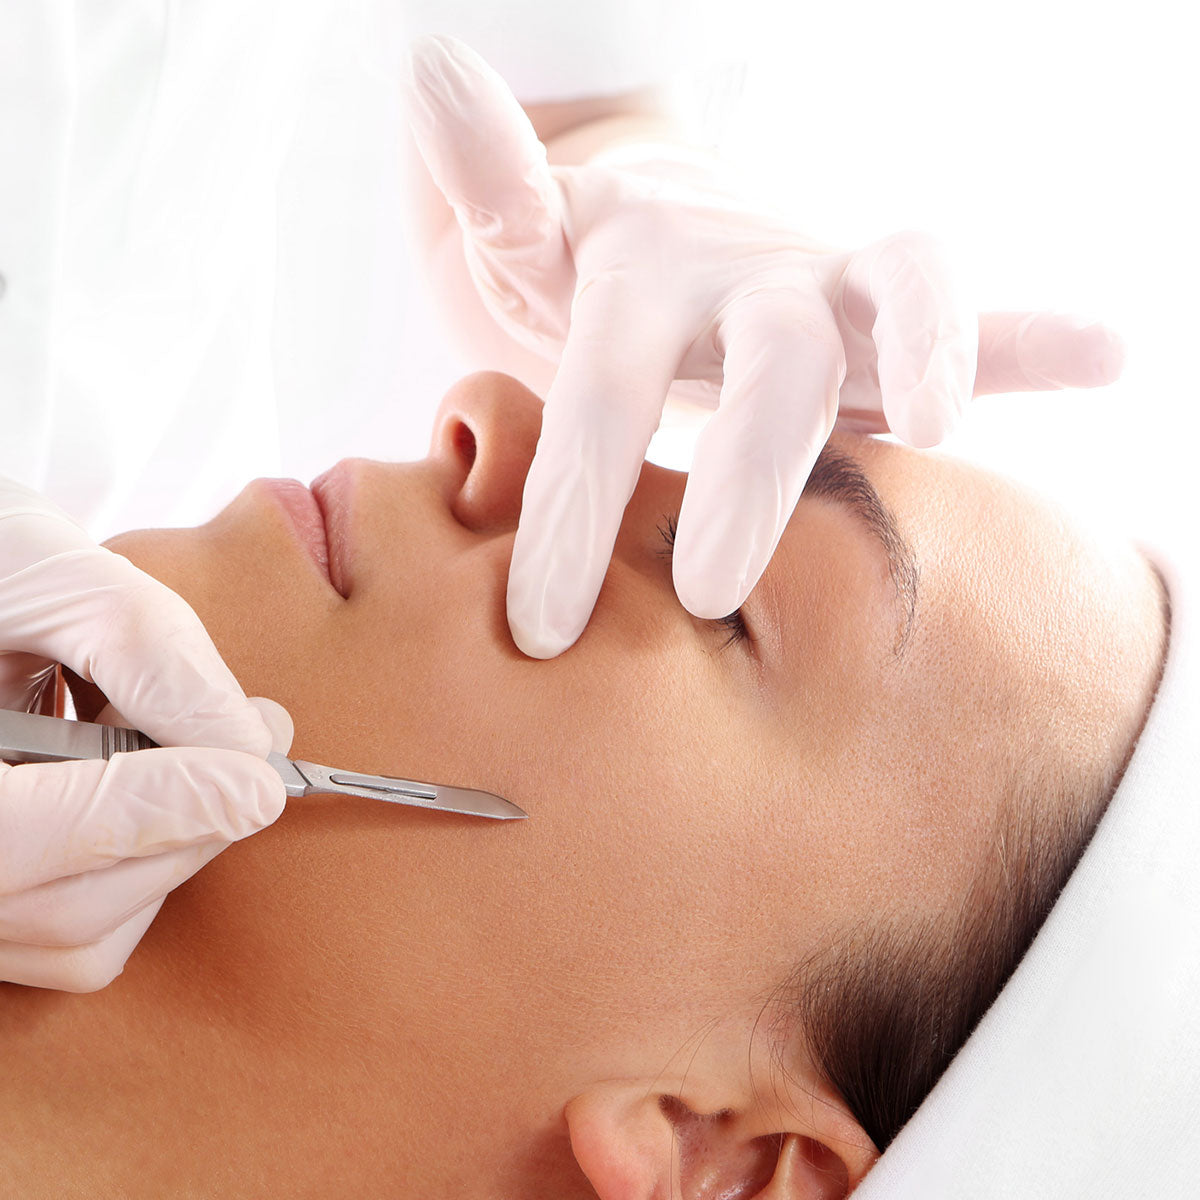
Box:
(673, 291), (846, 619)
(0, 749), (285, 894)
(0, 839), (225, 946)
(0, 899), (165, 992)
(835, 230), (977, 447)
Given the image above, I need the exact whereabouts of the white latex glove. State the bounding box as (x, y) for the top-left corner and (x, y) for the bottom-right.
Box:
(404, 35), (1127, 659)
(0, 479), (293, 992)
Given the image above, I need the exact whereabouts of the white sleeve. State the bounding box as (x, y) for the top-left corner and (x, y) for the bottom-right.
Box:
(398, 0), (732, 102)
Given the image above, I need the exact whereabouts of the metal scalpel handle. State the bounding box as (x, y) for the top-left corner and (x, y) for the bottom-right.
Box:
(0, 708), (157, 764)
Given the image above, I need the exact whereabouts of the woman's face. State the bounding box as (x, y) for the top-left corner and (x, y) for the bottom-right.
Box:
(106, 372), (1164, 1193)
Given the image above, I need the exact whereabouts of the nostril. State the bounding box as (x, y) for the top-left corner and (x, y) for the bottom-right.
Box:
(453, 420), (478, 468)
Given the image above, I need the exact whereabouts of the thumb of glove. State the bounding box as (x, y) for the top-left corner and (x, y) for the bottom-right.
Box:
(402, 36), (566, 286)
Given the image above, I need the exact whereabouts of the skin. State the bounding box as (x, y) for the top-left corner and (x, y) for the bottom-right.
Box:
(0, 372), (1165, 1198)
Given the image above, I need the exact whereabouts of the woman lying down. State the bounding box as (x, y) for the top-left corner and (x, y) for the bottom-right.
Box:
(0, 370), (1190, 1198)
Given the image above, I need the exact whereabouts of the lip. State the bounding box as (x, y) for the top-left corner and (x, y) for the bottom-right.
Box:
(310, 460), (357, 599)
(256, 478), (337, 592)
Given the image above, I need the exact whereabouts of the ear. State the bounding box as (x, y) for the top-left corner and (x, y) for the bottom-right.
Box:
(564, 1081), (878, 1200)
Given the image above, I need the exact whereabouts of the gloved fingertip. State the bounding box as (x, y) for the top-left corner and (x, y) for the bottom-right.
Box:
(421, 33), (484, 73)
(512, 626), (568, 660)
(888, 392), (958, 449)
(672, 553), (748, 623)
(1017, 313), (1128, 390)
(507, 602), (578, 660)
(1099, 328), (1128, 385)
(407, 31), (466, 63)
(677, 579), (746, 623)
(506, 564), (584, 659)
(402, 36), (454, 125)
(224, 754), (288, 834)
(247, 696), (294, 755)
(404, 33), (484, 107)
(1071, 322), (1128, 388)
(506, 524), (587, 659)
(404, 33), (449, 85)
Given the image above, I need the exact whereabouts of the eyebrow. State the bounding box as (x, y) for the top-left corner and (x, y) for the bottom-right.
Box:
(802, 445), (920, 656)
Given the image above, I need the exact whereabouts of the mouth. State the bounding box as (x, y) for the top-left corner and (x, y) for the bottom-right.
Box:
(255, 477), (347, 597)
(311, 461), (358, 599)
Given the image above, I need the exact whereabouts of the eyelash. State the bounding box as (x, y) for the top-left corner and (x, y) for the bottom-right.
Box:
(656, 513), (751, 650)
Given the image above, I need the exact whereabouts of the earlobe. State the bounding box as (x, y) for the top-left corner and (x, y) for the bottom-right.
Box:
(564, 1082), (876, 1200)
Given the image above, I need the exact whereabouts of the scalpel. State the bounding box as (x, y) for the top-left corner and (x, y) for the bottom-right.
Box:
(0, 709), (526, 821)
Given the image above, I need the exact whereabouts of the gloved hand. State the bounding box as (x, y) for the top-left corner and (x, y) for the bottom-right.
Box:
(0, 479), (293, 992)
(404, 35), (1126, 659)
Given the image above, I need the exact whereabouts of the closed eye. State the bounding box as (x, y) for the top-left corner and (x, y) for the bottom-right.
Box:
(657, 513), (751, 651)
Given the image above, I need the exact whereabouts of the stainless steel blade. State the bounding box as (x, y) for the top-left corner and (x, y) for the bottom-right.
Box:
(291, 759), (526, 821)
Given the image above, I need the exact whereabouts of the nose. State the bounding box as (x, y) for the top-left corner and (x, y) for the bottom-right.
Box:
(430, 371), (544, 532)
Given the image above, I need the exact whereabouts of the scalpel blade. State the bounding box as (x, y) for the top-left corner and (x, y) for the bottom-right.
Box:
(285, 758), (527, 821)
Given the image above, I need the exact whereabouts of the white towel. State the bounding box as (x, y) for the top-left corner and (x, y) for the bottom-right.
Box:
(858, 540), (1199, 1198)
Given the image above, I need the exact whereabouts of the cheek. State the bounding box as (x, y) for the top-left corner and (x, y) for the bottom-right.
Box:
(505, 651), (806, 992)
(107, 519), (371, 768)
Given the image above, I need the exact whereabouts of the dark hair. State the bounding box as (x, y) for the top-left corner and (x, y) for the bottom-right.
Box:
(788, 758), (1122, 1153)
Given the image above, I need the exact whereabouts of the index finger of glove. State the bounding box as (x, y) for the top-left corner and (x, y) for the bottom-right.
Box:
(0, 749), (285, 894)
(0, 839), (225, 947)
(672, 292), (844, 619)
(842, 231), (978, 448)
(507, 279), (682, 658)
(0, 543), (276, 755)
